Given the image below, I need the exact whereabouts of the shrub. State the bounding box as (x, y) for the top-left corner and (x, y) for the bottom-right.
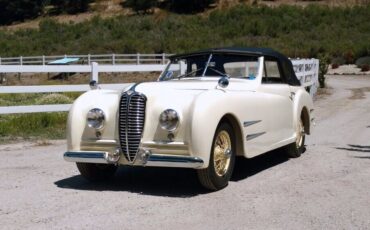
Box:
(318, 54), (330, 88)
(35, 94), (73, 105)
(50, 0), (93, 14)
(343, 50), (355, 64)
(355, 56), (370, 69)
(124, 0), (157, 14)
(0, 93), (41, 106)
(331, 56), (346, 66)
(331, 63), (339, 69)
(361, 64), (370, 72)
(167, 0), (216, 13)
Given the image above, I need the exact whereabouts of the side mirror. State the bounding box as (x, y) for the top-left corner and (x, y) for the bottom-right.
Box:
(89, 80), (99, 90)
(218, 76), (229, 88)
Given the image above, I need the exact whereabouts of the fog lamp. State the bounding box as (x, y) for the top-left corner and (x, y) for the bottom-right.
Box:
(87, 108), (105, 129)
(159, 109), (179, 132)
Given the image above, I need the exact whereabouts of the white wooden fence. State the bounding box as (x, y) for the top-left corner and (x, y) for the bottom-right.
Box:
(0, 63), (165, 114)
(0, 58), (318, 115)
(0, 54), (171, 65)
(293, 59), (319, 96)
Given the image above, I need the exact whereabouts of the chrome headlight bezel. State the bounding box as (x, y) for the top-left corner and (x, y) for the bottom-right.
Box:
(159, 109), (180, 132)
(86, 108), (105, 130)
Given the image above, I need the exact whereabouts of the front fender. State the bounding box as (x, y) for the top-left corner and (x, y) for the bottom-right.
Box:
(67, 89), (122, 151)
(189, 90), (239, 168)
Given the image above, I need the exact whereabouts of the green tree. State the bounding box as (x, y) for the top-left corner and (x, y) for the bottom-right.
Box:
(167, 0), (217, 13)
(0, 0), (46, 25)
(123, 0), (157, 14)
(50, 0), (92, 14)
(318, 54), (330, 88)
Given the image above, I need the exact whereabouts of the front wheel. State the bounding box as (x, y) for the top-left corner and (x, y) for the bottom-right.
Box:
(76, 163), (117, 182)
(286, 117), (305, 158)
(197, 122), (236, 191)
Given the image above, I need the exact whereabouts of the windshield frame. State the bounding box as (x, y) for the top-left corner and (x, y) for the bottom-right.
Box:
(159, 53), (263, 81)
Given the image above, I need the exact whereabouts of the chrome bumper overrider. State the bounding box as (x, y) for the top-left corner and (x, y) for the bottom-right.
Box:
(64, 151), (204, 168)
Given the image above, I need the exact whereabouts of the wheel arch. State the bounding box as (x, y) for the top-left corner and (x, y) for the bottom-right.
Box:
(220, 113), (244, 157)
(292, 88), (313, 136)
(301, 106), (310, 135)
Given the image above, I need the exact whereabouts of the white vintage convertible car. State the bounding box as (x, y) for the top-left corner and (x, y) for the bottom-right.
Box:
(64, 47), (314, 190)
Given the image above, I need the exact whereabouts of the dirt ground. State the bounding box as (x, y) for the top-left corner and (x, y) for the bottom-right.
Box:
(0, 75), (370, 229)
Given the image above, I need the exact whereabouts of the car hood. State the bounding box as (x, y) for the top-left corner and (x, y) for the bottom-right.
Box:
(122, 78), (257, 123)
(135, 79), (216, 94)
(132, 80), (211, 113)
(131, 78), (257, 96)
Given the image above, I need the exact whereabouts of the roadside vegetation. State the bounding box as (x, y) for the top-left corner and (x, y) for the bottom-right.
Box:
(0, 4), (369, 61)
(0, 93), (80, 142)
(0, 0), (92, 25)
(0, 112), (67, 142)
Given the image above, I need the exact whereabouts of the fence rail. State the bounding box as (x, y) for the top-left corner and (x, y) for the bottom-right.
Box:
(0, 53), (172, 65)
(0, 58), (319, 115)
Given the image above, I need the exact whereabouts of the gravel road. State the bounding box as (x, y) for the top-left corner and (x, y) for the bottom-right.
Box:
(1, 75), (370, 230)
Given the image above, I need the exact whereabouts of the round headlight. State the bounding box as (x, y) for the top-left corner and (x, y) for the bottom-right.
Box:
(87, 108), (105, 129)
(159, 109), (179, 132)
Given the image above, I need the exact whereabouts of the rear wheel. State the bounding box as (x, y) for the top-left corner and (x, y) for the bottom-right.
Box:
(286, 117), (305, 158)
(76, 163), (117, 182)
(197, 123), (236, 191)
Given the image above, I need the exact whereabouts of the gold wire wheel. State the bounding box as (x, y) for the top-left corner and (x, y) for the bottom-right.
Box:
(213, 130), (232, 177)
(296, 119), (304, 148)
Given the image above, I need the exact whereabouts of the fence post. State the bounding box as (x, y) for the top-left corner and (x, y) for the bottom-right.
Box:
(303, 60), (306, 84)
(91, 62), (99, 83)
(316, 59), (319, 85)
(0, 57), (1, 65)
(18, 57), (23, 80)
(162, 53), (165, 64)
(88, 54), (91, 65)
(112, 54), (115, 65)
(42, 55), (45, 65)
(136, 53), (140, 65)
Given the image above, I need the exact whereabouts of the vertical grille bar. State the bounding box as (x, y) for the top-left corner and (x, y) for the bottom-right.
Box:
(118, 92), (146, 163)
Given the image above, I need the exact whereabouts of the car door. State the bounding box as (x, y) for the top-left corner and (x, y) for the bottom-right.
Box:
(256, 58), (294, 149)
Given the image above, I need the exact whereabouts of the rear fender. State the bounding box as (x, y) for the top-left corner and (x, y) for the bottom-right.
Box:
(292, 88), (314, 135)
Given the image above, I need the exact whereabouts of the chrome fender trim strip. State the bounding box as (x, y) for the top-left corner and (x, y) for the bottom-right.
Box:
(243, 120), (261, 127)
(246, 132), (266, 141)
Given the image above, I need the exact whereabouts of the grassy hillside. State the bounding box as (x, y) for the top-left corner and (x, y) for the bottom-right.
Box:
(0, 4), (369, 61)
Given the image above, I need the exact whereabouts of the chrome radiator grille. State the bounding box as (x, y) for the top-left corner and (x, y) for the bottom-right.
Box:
(118, 92), (146, 162)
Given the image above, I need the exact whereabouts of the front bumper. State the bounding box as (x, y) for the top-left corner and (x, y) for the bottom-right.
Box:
(64, 151), (110, 164)
(64, 151), (204, 169)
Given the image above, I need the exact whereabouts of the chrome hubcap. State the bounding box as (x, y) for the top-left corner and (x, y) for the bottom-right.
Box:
(296, 119), (304, 148)
(213, 130), (232, 177)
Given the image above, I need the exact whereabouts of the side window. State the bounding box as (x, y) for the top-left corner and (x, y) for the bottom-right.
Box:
(263, 60), (284, 84)
(223, 61), (259, 79)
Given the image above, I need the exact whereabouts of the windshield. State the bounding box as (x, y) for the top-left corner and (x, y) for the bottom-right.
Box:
(160, 54), (261, 81)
